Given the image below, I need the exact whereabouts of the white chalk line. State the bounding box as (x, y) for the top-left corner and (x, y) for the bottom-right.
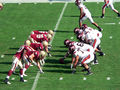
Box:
(31, 2), (68, 90)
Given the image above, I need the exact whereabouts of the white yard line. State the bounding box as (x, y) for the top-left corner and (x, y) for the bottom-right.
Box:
(31, 2), (68, 90)
(104, 23), (116, 25)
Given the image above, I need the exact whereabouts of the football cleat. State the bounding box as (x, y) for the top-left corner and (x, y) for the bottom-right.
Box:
(40, 71), (44, 74)
(23, 73), (28, 77)
(20, 78), (27, 82)
(84, 72), (93, 75)
(99, 52), (105, 56)
(81, 69), (87, 72)
(101, 16), (104, 18)
(72, 69), (76, 74)
(118, 13), (120, 17)
(4, 78), (11, 85)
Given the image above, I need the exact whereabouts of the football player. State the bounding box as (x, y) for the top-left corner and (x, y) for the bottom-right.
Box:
(69, 45), (94, 75)
(75, 0), (103, 31)
(23, 50), (47, 74)
(4, 45), (34, 84)
(101, 0), (120, 18)
(0, 3), (3, 10)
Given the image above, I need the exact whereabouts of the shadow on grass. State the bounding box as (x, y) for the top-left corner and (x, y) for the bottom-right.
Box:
(4, 54), (15, 56)
(54, 46), (66, 48)
(0, 62), (12, 65)
(44, 69), (72, 74)
(45, 64), (70, 69)
(46, 58), (71, 64)
(9, 48), (19, 50)
(54, 30), (73, 33)
(64, 15), (79, 17)
(51, 50), (67, 52)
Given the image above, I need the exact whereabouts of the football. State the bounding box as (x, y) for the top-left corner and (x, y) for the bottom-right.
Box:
(59, 58), (64, 64)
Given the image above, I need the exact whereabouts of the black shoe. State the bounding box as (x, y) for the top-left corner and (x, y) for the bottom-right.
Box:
(85, 72), (93, 75)
(4, 78), (11, 85)
(101, 16), (104, 18)
(81, 69), (87, 72)
(72, 70), (76, 74)
(118, 14), (120, 17)
(99, 52), (105, 56)
(99, 28), (103, 32)
(20, 78), (27, 82)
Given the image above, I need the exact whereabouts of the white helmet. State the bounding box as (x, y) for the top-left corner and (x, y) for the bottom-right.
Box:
(25, 40), (31, 46)
(39, 51), (47, 58)
(47, 34), (52, 40)
(48, 30), (54, 36)
(0, 3), (3, 7)
(42, 41), (48, 47)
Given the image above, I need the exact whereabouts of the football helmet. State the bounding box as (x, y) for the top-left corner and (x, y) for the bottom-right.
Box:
(64, 39), (71, 47)
(25, 40), (31, 46)
(69, 45), (75, 52)
(81, 24), (88, 30)
(39, 51), (47, 59)
(47, 34), (52, 40)
(42, 41), (48, 47)
(75, 0), (81, 5)
(68, 41), (75, 47)
(74, 27), (80, 34)
(48, 30), (54, 36)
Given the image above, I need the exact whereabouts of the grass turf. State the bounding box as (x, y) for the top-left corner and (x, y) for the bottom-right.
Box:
(0, 2), (120, 90)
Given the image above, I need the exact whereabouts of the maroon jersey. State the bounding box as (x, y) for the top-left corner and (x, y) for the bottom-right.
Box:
(26, 50), (40, 60)
(32, 31), (48, 36)
(30, 34), (48, 42)
(30, 43), (44, 50)
(15, 45), (34, 59)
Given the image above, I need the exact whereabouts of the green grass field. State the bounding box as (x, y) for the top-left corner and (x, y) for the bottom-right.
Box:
(0, 2), (120, 90)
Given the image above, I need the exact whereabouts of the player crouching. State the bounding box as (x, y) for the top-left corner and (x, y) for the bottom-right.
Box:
(69, 45), (94, 75)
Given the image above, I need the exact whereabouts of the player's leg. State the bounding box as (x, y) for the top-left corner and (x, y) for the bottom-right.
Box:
(88, 15), (103, 31)
(18, 61), (27, 82)
(101, 3), (107, 18)
(79, 15), (86, 28)
(4, 57), (19, 84)
(81, 54), (94, 75)
(110, 4), (120, 17)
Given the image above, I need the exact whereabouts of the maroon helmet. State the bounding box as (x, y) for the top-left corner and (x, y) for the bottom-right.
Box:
(69, 45), (75, 52)
(68, 41), (75, 47)
(74, 27), (80, 34)
(81, 24), (88, 30)
(64, 39), (71, 47)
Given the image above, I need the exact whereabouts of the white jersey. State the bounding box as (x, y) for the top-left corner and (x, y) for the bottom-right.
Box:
(78, 3), (91, 16)
(107, 0), (113, 4)
(74, 42), (94, 53)
(74, 48), (89, 58)
(73, 48), (94, 64)
(84, 27), (102, 39)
